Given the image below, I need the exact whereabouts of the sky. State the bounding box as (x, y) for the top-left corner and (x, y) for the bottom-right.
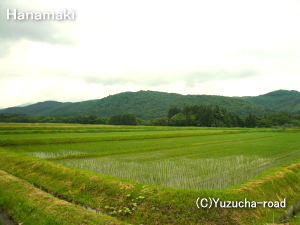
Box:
(1, 0), (300, 109)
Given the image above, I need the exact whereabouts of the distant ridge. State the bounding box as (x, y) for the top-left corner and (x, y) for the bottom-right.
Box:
(0, 101), (72, 117)
(15, 102), (36, 107)
(1, 90), (299, 120)
(239, 90), (300, 113)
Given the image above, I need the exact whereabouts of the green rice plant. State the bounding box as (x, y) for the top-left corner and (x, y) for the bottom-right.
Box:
(2, 148), (300, 224)
(56, 155), (279, 190)
(0, 129), (247, 146)
(9, 132), (279, 159)
(25, 150), (85, 158)
(57, 133), (300, 190)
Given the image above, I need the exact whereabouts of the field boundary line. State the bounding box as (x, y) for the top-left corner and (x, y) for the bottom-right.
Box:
(49, 134), (285, 161)
(145, 134), (287, 162)
(0, 169), (106, 216)
(0, 130), (248, 146)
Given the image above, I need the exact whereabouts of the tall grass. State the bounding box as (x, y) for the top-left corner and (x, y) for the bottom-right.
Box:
(10, 132), (279, 158)
(26, 151), (85, 158)
(59, 155), (271, 190)
(0, 130), (246, 146)
(2, 146), (300, 224)
(59, 150), (300, 190)
(57, 133), (300, 190)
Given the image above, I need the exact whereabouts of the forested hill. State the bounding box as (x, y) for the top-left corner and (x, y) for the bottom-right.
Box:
(0, 101), (72, 116)
(1, 91), (271, 120)
(239, 90), (300, 113)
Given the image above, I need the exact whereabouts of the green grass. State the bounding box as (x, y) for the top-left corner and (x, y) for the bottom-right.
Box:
(1, 149), (300, 224)
(0, 129), (248, 146)
(0, 129), (235, 139)
(7, 132), (279, 158)
(56, 133), (300, 190)
(1, 123), (300, 224)
(0, 123), (250, 131)
(0, 170), (127, 225)
(289, 212), (300, 224)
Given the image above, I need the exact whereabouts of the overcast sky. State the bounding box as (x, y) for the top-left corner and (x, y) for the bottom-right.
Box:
(1, 0), (300, 108)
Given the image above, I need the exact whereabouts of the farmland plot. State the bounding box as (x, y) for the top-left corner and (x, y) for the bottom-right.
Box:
(56, 133), (300, 190)
(3, 123), (299, 190)
(2, 123), (300, 225)
(12, 132), (278, 158)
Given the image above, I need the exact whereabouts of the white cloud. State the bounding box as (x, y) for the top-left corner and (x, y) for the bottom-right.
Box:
(1, 0), (300, 108)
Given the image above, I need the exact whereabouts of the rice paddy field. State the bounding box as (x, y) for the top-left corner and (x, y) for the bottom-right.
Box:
(1, 123), (300, 224)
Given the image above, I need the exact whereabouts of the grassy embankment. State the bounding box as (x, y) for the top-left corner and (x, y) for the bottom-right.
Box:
(0, 123), (253, 135)
(0, 129), (247, 147)
(1, 149), (300, 224)
(0, 169), (126, 225)
(1, 123), (300, 224)
(289, 211), (300, 224)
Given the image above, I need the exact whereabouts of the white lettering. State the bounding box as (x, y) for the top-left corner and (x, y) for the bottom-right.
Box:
(18, 12), (25, 20)
(232, 201), (238, 208)
(244, 199), (250, 208)
(56, 12), (63, 20)
(226, 201), (231, 208)
(200, 198), (208, 208)
(63, 9), (71, 20)
(7, 9), (17, 20)
(43, 12), (54, 20)
(268, 201), (274, 208)
(238, 201), (244, 208)
(26, 12), (33, 20)
(6, 9), (76, 21)
(263, 201), (268, 207)
(220, 201), (226, 208)
(35, 13), (42, 21)
(212, 198), (220, 207)
(196, 198), (284, 209)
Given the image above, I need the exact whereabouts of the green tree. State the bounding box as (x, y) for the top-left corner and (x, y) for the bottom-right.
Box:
(88, 114), (98, 124)
(232, 117), (238, 127)
(122, 113), (138, 125)
(168, 107), (181, 118)
(170, 113), (186, 126)
(109, 114), (122, 125)
(245, 114), (257, 128)
(152, 117), (169, 126)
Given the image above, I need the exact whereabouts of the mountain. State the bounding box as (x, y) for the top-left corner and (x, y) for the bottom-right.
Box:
(14, 102), (35, 107)
(0, 91), (272, 120)
(239, 90), (300, 113)
(0, 101), (72, 116)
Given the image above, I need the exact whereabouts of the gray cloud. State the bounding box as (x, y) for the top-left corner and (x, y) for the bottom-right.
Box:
(0, 1), (78, 56)
(83, 75), (170, 87)
(232, 48), (299, 59)
(183, 68), (261, 88)
(0, 19), (78, 45)
(0, 42), (11, 57)
(82, 67), (262, 88)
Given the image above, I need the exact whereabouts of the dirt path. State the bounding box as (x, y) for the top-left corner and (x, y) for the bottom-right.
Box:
(0, 209), (16, 225)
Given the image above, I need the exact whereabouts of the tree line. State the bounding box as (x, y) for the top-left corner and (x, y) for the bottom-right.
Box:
(164, 105), (300, 127)
(0, 113), (139, 125)
(1, 104), (300, 128)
